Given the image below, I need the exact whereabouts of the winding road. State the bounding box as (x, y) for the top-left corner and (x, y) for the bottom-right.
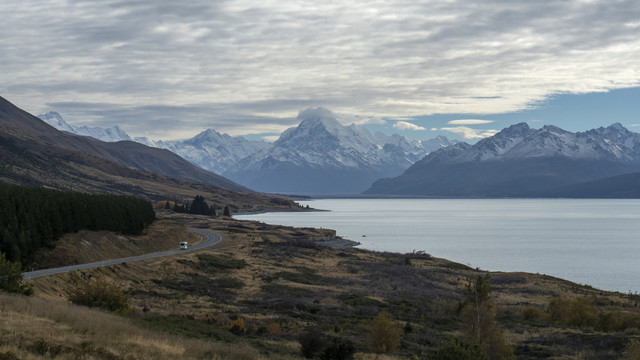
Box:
(22, 228), (221, 280)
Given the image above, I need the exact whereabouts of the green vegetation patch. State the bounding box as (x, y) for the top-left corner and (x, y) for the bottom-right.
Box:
(152, 273), (244, 299)
(0, 183), (155, 267)
(338, 293), (385, 308)
(275, 266), (331, 285)
(177, 253), (248, 274)
(137, 315), (236, 342)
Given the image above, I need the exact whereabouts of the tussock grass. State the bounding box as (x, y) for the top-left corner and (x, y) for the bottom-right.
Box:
(20, 213), (640, 359)
(0, 292), (281, 360)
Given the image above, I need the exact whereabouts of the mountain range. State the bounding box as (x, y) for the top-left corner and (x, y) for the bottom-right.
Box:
(36, 104), (640, 198)
(224, 108), (454, 194)
(365, 122), (640, 197)
(1, 96), (301, 213)
(40, 108), (455, 194)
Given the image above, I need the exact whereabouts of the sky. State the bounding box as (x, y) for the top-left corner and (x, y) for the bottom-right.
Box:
(1, 0), (639, 143)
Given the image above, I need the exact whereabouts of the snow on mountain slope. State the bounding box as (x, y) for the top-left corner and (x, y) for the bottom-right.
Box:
(156, 129), (271, 174)
(37, 111), (269, 175)
(38, 108), (455, 193)
(365, 122), (640, 197)
(447, 122), (640, 163)
(38, 112), (133, 142)
(38, 111), (76, 133)
(224, 107), (454, 194)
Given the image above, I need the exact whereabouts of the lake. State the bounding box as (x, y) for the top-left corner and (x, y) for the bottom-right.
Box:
(236, 199), (640, 293)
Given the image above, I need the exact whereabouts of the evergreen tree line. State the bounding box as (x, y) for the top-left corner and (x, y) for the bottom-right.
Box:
(171, 195), (231, 217)
(0, 183), (156, 268)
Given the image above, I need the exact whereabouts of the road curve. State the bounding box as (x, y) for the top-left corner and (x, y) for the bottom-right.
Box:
(22, 228), (221, 280)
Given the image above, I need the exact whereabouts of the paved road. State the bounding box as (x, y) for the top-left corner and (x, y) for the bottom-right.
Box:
(22, 228), (221, 279)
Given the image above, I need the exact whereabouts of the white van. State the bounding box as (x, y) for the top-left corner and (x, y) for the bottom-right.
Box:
(179, 241), (188, 250)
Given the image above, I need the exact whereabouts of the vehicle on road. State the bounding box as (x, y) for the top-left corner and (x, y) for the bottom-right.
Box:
(179, 241), (188, 250)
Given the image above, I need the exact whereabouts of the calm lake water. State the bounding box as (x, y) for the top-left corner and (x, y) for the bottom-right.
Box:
(237, 199), (640, 293)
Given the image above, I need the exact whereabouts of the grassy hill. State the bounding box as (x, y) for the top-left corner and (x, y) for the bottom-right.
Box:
(5, 213), (639, 359)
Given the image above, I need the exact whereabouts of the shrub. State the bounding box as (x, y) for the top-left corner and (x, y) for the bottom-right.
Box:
(521, 306), (545, 322)
(298, 328), (356, 360)
(320, 336), (356, 360)
(64, 272), (130, 313)
(369, 310), (402, 353)
(0, 252), (33, 295)
(548, 296), (598, 328)
(621, 339), (640, 360)
(299, 329), (326, 358)
(268, 322), (282, 335)
(228, 317), (247, 335)
(431, 337), (489, 360)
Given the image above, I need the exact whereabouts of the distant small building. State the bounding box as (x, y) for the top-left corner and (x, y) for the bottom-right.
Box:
(179, 241), (188, 250)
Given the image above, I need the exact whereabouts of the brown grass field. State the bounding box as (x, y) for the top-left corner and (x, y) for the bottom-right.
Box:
(3, 209), (640, 359)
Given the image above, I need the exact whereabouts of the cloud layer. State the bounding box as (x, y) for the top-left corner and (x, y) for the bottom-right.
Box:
(1, 0), (640, 138)
(393, 121), (426, 131)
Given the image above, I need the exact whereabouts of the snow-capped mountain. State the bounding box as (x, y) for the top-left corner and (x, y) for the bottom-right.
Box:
(155, 129), (271, 175)
(365, 122), (640, 197)
(450, 122), (640, 162)
(39, 109), (455, 194)
(38, 112), (133, 142)
(224, 108), (454, 194)
(37, 112), (269, 175)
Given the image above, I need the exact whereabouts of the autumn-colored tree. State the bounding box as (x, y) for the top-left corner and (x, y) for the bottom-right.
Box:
(460, 275), (514, 360)
(369, 310), (402, 353)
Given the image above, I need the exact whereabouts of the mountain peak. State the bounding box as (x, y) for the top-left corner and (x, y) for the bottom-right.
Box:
(502, 122), (530, 135)
(296, 107), (342, 130)
(38, 111), (75, 133)
(192, 128), (225, 142)
(608, 122), (627, 132)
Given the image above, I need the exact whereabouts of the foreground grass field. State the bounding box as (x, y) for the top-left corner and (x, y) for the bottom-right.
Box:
(4, 210), (640, 359)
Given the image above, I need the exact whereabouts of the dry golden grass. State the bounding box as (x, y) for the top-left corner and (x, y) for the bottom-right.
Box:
(31, 219), (203, 270)
(0, 292), (291, 360)
(16, 213), (640, 359)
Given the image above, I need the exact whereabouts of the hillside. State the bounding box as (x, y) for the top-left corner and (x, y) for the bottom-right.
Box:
(0, 96), (247, 193)
(548, 172), (640, 198)
(0, 96), (301, 213)
(12, 213), (640, 359)
(365, 123), (640, 197)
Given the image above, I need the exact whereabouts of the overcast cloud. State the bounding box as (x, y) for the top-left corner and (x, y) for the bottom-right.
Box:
(1, 0), (639, 139)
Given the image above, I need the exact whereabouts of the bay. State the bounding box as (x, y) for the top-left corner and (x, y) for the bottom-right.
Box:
(237, 199), (640, 293)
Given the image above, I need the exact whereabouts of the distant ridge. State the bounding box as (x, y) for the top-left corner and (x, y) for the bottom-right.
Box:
(365, 122), (640, 197)
(548, 172), (640, 198)
(40, 107), (457, 195)
(0, 96), (247, 193)
(0, 96), (273, 207)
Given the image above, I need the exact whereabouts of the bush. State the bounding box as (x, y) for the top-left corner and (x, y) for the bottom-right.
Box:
(431, 337), (489, 360)
(521, 306), (545, 322)
(298, 328), (355, 360)
(548, 296), (599, 328)
(369, 310), (402, 353)
(64, 272), (130, 313)
(0, 252), (33, 295)
(320, 335), (356, 360)
(545, 295), (640, 332)
(299, 329), (326, 358)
